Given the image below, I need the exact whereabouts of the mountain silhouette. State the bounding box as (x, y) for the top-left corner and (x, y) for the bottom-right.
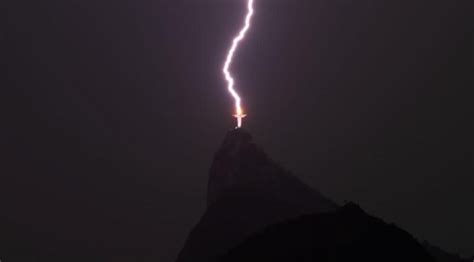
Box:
(176, 129), (338, 262)
(177, 129), (468, 262)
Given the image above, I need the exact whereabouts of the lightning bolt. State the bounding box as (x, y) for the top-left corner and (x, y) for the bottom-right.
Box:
(223, 0), (255, 128)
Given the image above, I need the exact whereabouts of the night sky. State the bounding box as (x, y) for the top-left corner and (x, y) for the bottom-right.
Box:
(3, 0), (473, 261)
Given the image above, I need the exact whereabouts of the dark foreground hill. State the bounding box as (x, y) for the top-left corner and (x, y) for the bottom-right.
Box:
(221, 202), (435, 262)
(423, 242), (472, 262)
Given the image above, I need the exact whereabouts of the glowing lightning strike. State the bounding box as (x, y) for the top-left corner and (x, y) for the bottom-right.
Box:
(223, 0), (255, 128)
